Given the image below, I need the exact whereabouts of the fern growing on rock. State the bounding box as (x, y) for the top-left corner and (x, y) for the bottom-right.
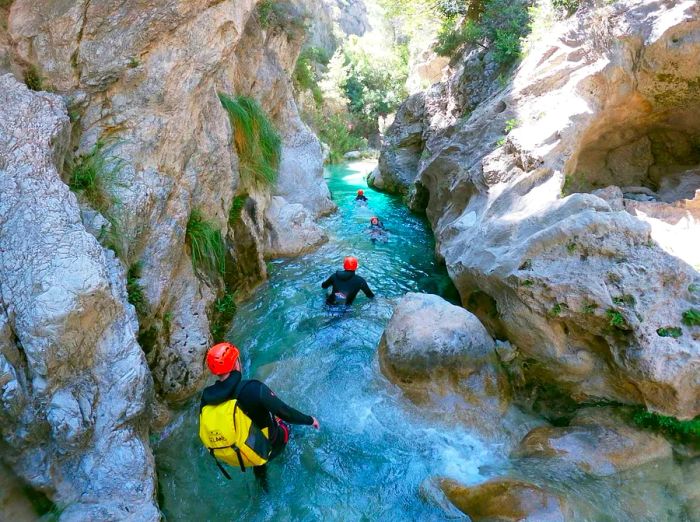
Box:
(218, 93), (281, 188)
(186, 209), (226, 276)
(69, 140), (123, 214)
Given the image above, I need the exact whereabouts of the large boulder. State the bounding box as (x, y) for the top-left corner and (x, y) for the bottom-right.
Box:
(381, 0), (700, 418)
(513, 407), (673, 477)
(440, 478), (569, 522)
(378, 293), (539, 446)
(0, 75), (158, 520)
(379, 292), (495, 380)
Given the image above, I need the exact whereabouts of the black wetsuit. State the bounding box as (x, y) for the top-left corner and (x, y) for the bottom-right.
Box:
(322, 270), (375, 305)
(356, 195), (368, 202)
(200, 371), (313, 486)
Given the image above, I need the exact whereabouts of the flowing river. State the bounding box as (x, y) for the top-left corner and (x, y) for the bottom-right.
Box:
(154, 161), (693, 521)
(154, 161), (503, 520)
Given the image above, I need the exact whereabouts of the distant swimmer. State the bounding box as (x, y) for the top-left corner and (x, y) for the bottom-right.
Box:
(369, 216), (385, 230)
(367, 216), (387, 242)
(355, 189), (368, 203)
(321, 256), (375, 306)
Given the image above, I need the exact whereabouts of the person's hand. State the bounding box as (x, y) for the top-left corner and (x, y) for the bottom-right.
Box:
(311, 417), (320, 430)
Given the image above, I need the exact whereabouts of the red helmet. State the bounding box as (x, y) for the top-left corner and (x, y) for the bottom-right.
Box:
(370, 216), (379, 225)
(357, 189), (364, 196)
(344, 256), (358, 271)
(206, 342), (239, 375)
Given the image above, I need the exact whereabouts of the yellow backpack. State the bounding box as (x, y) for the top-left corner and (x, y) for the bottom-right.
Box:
(199, 381), (271, 478)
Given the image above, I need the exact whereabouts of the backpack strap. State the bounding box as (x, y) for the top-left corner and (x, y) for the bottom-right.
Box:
(231, 380), (254, 473)
(209, 449), (232, 480)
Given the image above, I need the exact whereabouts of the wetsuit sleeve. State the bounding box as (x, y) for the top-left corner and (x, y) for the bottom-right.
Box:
(321, 274), (334, 289)
(257, 383), (314, 425)
(361, 280), (375, 298)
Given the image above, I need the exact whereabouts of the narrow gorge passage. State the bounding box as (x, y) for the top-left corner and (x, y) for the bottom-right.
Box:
(154, 161), (488, 519)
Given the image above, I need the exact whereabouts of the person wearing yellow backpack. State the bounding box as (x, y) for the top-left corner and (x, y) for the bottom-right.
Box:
(200, 342), (319, 491)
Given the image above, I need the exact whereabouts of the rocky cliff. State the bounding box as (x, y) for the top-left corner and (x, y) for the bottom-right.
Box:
(0, 0), (337, 517)
(376, 0), (700, 419)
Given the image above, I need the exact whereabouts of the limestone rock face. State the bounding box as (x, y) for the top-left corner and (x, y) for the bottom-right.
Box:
(0, 75), (158, 520)
(513, 407), (673, 477)
(369, 93), (426, 195)
(5, 0), (334, 403)
(380, 0), (700, 418)
(264, 196), (328, 257)
(440, 478), (569, 522)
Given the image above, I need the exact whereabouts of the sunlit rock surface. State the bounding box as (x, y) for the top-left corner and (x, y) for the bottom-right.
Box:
(0, 74), (158, 521)
(440, 477), (570, 522)
(379, 0), (700, 418)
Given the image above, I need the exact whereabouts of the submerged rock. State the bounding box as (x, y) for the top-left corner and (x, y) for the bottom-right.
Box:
(440, 477), (569, 521)
(0, 74), (158, 520)
(513, 407), (673, 477)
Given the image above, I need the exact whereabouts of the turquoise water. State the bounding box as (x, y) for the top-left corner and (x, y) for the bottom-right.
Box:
(154, 161), (497, 520)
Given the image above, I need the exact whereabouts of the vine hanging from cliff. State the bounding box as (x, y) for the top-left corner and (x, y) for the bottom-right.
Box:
(218, 93), (281, 188)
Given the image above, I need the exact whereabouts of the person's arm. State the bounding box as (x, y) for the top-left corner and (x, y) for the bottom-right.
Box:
(321, 274), (334, 289)
(257, 382), (314, 425)
(361, 280), (375, 298)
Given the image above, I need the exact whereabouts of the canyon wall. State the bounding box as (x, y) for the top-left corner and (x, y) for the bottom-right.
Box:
(0, 0), (342, 517)
(376, 0), (700, 419)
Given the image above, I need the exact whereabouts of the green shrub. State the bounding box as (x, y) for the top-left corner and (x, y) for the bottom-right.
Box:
(521, 279), (534, 287)
(632, 408), (700, 444)
(293, 47), (328, 107)
(435, 19), (482, 57)
(481, 0), (530, 66)
(504, 118), (519, 133)
(186, 209), (226, 276)
(312, 112), (367, 164)
(219, 93), (281, 187)
(606, 309), (629, 330)
(257, 0), (309, 38)
(582, 303), (597, 314)
(24, 65), (43, 91)
(612, 294), (636, 307)
(162, 312), (173, 340)
(228, 194), (248, 225)
(126, 262), (148, 318)
(210, 291), (237, 343)
(548, 303), (567, 317)
(69, 140), (123, 214)
(257, 0), (275, 27)
(552, 0), (579, 15)
(657, 326), (682, 338)
(492, 29), (522, 64)
(682, 308), (700, 326)
(566, 240), (576, 254)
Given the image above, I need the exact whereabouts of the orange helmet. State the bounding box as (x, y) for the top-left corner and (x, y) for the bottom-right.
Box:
(357, 189), (364, 196)
(370, 216), (379, 225)
(206, 342), (240, 375)
(344, 256), (358, 271)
